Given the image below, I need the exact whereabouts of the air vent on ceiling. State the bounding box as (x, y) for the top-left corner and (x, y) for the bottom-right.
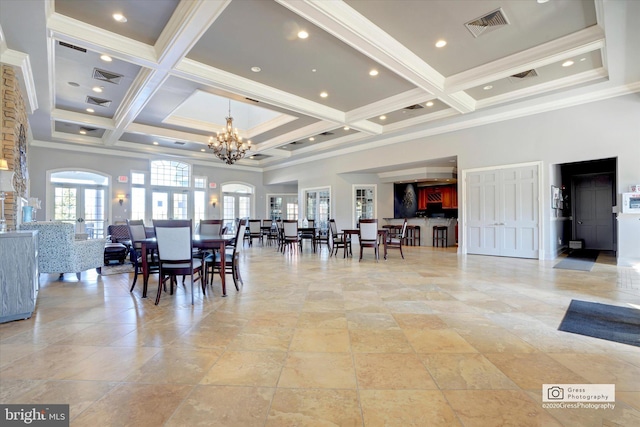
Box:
(245, 97), (259, 103)
(404, 104), (424, 110)
(174, 141), (186, 146)
(290, 141), (301, 145)
(93, 68), (123, 84)
(464, 8), (509, 38)
(508, 69), (538, 83)
(86, 96), (112, 107)
(80, 127), (98, 133)
(319, 131), (334, 136)
(58, 41), (87, 53)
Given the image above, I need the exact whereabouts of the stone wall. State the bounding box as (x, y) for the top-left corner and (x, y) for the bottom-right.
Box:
(1, 65), (29, 231)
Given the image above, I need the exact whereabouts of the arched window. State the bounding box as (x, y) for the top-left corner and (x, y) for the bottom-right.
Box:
(150, 160), (190, 187)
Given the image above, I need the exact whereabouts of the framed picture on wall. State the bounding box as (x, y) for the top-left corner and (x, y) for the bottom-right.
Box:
(551, 185), (561, 209)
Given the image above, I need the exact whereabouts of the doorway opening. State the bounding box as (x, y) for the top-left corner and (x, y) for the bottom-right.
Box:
(559, 158), (617, 253)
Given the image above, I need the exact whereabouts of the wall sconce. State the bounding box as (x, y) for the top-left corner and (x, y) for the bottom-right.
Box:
(117, 194), (125, 206)
(211, 197), (218, 208)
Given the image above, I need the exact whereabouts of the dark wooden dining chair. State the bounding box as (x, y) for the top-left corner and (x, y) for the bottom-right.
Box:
(153, 219), (203, 305)
(359, 218), (379, 262)
(205, 219), (247, 294)
(126, 219), (159, 293)
(282, 220), (301, 253)
(386, 219), (407, 259)
(247, 219), (263, 246)
(299, 219), (316, 251)
(329, 219), (351, 258)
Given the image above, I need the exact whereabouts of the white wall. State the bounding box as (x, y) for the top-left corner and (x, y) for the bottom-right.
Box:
(264, 94), (640, 263)
(27, 148), (296, 223)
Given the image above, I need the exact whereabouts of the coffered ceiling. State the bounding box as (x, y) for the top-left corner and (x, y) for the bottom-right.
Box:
(1, 0), (639, 171)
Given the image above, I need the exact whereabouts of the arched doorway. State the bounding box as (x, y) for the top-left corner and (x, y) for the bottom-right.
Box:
(48, 169), (110, 238)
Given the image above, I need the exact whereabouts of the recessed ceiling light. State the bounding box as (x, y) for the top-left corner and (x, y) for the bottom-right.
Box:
(435, 39), (447, 48)
(537, 0), (550, 3)
(483, 85), (493, 90)
(67, 81), (79, 87)
(320, 91), (328, 98)
(426, 101), (434, 107)
(100, 54), (112, 62)
(113, 13), (127, 23)
(297, 30), (309, 39)
(343, 126), (350, 131)
(250, 156), (255, 159)
(562, 60), (574, 67)
(92, 86), (103, 93)
(86, 108), (94, 113)
(312, 69), (317, 73)
(379, 115), (386, 120)
(309, 137), (315, 141)
(251, 66), (261, 72)
(369, 69), (379, 77)
(79, 130), (87, 135)
(580, 57), (587, 62)
(152, 141), (159, 145)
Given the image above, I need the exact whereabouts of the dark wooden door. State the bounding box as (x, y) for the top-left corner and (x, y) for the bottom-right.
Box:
(574, 174), (615, 250)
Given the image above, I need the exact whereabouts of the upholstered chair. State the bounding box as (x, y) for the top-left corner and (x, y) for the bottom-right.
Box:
(20, 222), (106, 279)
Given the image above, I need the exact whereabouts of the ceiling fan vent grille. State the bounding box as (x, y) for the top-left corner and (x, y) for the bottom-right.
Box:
(86, 96), (112, 107)
(404, 104), (424, 110)
(319, 131), (334, 136)
(508, 69), (538, 82)
(464, 8), (509, 38)
(93, 68), (123, 84)
(58, 41), (87, 53)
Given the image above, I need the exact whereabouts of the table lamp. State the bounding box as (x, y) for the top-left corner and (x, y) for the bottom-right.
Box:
(0, 170), (15, 232)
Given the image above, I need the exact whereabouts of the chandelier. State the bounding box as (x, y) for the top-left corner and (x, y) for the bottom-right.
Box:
(208, 101), (251, 164)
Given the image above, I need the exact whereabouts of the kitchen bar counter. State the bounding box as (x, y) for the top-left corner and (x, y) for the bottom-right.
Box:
(384, 218), (457, 247)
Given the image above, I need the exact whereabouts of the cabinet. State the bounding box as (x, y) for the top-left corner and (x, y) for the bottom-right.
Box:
(418, 185), (458, 209)
(0, 231), (39, 323)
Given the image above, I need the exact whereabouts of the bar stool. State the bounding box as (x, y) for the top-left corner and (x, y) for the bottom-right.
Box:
(406, 225), (420, 246)
(432, 226), (448, 247)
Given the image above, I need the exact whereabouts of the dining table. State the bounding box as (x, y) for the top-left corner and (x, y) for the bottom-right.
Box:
(342, 228), (389, 259)
(138, 233), (236, 301)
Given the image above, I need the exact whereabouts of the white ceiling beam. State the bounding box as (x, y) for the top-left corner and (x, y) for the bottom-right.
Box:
(253, 120), (339, 152)
(126, 122), (210, 145)
(51, 108), (115, 129)
(174, 59), (346, 125)
(276, 0), (475, 114)
(446, 26), (606, 93)
(346, 88), (433, 123)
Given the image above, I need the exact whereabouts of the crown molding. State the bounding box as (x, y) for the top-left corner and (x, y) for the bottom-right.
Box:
(0, 48), (38, 114)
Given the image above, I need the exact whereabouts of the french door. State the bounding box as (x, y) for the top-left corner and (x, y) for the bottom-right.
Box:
(304, 188), (330, 230)
(53, 185), (106, 238)
(466, 164), (539, 259)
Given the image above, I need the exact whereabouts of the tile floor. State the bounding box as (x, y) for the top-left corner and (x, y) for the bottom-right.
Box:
(1, 245), (639, 426)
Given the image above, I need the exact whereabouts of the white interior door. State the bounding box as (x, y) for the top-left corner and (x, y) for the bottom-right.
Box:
(466, 164), (539, 259)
